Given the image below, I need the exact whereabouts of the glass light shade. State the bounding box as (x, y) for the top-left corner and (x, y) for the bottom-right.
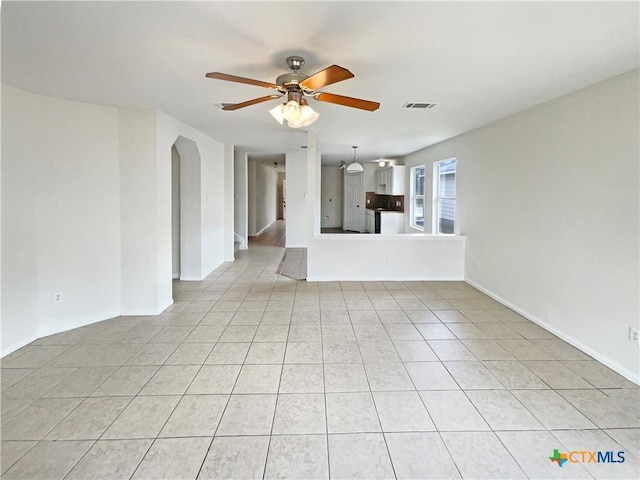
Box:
(378, 160), (385, 167)
(283, 100), (301, 121)
(268, 104), (285, 125)
(287, 104), (320, 128)
(345, 162), (364, 173)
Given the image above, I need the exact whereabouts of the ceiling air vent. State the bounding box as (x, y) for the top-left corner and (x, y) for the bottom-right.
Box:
(403, 102), (436, 109)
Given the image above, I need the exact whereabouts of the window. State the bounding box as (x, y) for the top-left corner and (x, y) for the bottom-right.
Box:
(410, 165), (425, 230)
(433, 158), (456, 234)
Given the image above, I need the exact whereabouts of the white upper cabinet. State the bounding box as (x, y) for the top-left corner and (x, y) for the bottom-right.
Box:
(376, 166), (405, 195)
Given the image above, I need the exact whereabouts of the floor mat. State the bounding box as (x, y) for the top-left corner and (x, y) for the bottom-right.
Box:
(277, 248), (307, 280)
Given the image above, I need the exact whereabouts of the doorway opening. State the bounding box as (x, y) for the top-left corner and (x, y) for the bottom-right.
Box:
(247, 155), (286, 248)
(171, 145), (181, 279)
(171, 136), (202, 292)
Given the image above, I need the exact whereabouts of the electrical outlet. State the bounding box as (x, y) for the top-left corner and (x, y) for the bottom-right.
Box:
(629, 326), (639, 345)
(54, 292), (63, 303)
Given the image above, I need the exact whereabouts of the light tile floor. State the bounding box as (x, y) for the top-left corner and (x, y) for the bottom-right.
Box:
(1, 243), (639, 479)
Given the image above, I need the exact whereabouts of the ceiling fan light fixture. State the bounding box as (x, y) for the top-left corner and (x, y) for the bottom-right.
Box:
(283, 100), (301, 121)
(287, 101), (319, 128)
(268, 104), (285, 125)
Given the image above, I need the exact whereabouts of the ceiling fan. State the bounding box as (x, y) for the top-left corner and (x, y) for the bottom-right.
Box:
(206, 56), (380, 128)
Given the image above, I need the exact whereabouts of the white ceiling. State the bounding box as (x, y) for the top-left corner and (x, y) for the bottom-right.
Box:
(3, 1), (638, 164)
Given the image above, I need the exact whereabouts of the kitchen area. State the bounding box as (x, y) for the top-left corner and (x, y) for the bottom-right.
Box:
(320, 161), (406, 234)
(313, 148), (465, 282)
(365, 165), (405, 234)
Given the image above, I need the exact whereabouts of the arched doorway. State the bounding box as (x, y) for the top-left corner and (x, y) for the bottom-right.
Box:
(171, 136), (202, 281)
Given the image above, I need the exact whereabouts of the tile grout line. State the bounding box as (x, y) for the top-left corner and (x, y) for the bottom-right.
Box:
(193, 262), (257, 480)
(343, 282), (399, 480)
(319, 295), (332, 480)
(260, 285), (292, 480)
(125, 313), (222, 480)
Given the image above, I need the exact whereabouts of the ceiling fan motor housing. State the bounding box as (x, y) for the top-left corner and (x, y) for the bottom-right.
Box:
(276, 56), (310, 93)
(276, 72), (308, 90)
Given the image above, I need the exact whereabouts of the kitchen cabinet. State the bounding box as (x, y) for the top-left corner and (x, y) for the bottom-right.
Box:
(380, 211), (404, 234)
(365, 209), (405, 234)
(376, 166), (406, 195)
(365, 209), (375, 233)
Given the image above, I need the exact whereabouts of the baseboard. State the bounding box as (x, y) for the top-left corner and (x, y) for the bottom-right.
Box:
(465, 278), (640, 386)
(37, 310), (121, 338)
(2, 334), (40, 358)
(179, 276), (204, 281)
(307, 275), (464, 282)
(285, 244), (308, 248)
(255, 220), (277, 237)
(1, 310), (121, 357)
(121, 302), (172, 317)
(157, 298), (174, 314)
(121, 309), (159, 316)
(2, 297), (178, 358)
(234, 232), (246, 250)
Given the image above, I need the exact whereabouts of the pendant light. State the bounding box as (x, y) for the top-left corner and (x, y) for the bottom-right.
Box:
(345, 146), (364, 173)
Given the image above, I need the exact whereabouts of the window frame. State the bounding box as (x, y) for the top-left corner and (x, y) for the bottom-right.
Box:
(410, 165), (426, 231)
(432, 158), (457, 235)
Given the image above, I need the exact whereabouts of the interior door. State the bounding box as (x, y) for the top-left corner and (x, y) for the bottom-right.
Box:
(343, 172), (364, 232)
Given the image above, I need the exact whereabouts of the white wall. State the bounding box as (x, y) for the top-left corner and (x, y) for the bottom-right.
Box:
(254, 162), (278, 234)
(247, 159), (257, 236)
(119, 108), (163, 313)
(224, 144), (235, 261)
(156, 111), (226, 286)
(234, 150), (248, 249)
(403, 69), (640, 382)
(320, 166), (343, 228)
(2, 85), (121, 354)
(286, 151), (308, 247)
(308, 235), (466, 281)
(247, 159), (279, 236)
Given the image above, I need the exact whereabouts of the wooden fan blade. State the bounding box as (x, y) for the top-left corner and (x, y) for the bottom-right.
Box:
(206, 72), (279, 90)
(300, 65), (354, 90)
(314, 92), (380, 111)
(222, 95), (282, 111)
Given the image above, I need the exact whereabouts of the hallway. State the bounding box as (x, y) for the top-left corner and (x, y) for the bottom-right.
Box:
(1, 246), (638, 479)
(251, 220), (285, 248)
(248, 220), (306, 281)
